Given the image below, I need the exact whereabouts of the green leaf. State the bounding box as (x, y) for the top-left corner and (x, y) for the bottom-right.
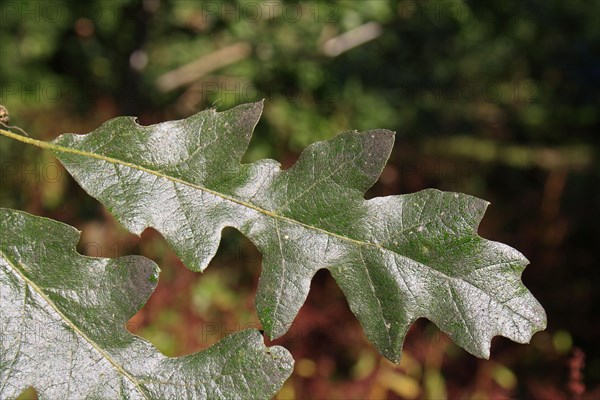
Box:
(49, 101), (546, 362)
(0, 208), (293, 399)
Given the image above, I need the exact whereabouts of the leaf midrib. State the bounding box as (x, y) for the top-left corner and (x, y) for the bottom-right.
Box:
(0, 129), (535, 325)
(0, 128), (542, 353)
(50, 135), (538, 326)
(0, 129), (381, 251)
(0, 249), (149, 400)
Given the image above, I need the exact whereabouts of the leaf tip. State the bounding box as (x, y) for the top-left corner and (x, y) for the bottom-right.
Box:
(387, 352), (401, 364)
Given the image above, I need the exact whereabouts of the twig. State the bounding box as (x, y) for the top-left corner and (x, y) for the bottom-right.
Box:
(156, 42), (252, 92)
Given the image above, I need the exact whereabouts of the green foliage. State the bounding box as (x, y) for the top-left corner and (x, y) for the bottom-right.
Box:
(0, 98), (547, 396)
(44, 101), (546, 363)
(0, 0), (595, 396)
(0, 208), (293, 399)
(2, 0), (596, 150)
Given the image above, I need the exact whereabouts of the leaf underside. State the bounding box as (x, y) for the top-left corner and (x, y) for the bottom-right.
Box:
(51, 101), (546, 362)
(0, 209), (293, 399)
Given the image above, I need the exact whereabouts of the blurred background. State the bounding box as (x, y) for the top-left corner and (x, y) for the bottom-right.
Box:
(1, 0), (599, 398)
